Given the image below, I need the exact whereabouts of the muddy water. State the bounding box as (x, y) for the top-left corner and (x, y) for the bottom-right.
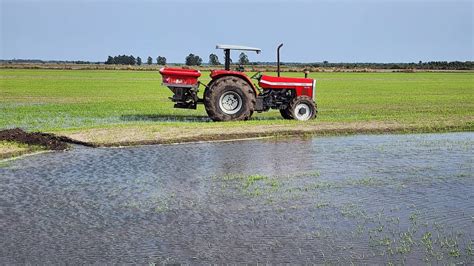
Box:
(1, 133), (473, 264)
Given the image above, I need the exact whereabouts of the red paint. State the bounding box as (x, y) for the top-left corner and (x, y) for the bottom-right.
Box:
(159, 67), (201, 86)
(159, 67), (315, 98)
(259, 75), (315, 98)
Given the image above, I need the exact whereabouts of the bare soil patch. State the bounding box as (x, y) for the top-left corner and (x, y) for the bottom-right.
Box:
(0, 128), (94, 151)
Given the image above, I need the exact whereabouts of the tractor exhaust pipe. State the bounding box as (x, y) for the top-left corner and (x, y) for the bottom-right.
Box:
(277, 43), (283, 77)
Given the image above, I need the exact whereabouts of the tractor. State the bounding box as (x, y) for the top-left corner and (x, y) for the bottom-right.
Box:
(159, 44), (317, 121)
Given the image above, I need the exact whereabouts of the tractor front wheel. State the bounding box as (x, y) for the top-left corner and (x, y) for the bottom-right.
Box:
(289, 96), (317, 121)
(204, 77), (256, 121)
(279, 108), (293, 119)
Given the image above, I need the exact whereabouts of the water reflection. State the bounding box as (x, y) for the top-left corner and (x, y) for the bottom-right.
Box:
(1, 133), (472, 264)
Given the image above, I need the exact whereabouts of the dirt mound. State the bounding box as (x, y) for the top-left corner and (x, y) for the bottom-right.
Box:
(0, 128), (93, 150)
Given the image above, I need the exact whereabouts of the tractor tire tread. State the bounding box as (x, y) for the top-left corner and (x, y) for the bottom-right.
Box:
(204, 76), (256, 121)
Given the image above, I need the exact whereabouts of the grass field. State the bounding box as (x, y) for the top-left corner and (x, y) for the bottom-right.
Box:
(0, 141), (44, 160)
(1, 69), (473, 146)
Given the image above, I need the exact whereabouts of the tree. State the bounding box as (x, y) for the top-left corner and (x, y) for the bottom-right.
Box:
(209, 53), (221, 65)
(147, 56), (153, 65)
(238, 52), (249, 65)
(106, 55), (136, 65)
(196, 55), (203, 66)
(136, 57), (142, 66)
(129, 55), (136, 65)
(157, 56), (167, 65)
(185, 54), (194, 66)
(127, 55), (135, 65)
(185, 53), (203, 66)
(105, 56), (114, 64)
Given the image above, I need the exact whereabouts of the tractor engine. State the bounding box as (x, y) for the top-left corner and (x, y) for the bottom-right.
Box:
(255, 89), (294, 112)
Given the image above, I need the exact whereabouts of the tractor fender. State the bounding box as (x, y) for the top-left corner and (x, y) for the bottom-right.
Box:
(208, 70), (257, 96)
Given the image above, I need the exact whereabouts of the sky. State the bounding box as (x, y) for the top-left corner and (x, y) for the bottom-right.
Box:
(1, 0), (473, 63)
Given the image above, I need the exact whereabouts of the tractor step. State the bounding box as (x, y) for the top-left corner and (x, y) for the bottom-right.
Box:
(174, 102), (197, 109)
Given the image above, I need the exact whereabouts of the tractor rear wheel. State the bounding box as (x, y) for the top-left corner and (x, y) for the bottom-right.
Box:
(204, 76), (256, 121)
(279, 108), (293, 119)
(289, 96), (317, 121)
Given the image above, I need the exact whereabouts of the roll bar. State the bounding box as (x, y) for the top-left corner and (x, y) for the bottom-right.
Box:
(216, 44), (261, 71)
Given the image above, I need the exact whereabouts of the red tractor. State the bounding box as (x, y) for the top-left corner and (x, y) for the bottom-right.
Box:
(159, 44), (317, 121)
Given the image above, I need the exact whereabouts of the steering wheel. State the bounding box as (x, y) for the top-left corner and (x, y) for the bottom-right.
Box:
(251, 72), (262, 80)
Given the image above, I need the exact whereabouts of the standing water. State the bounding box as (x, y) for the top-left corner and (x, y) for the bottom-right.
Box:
(1, 133), (473, 264)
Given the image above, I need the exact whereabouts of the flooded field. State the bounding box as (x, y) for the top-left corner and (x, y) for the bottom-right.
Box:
(1, 133), (473, 264)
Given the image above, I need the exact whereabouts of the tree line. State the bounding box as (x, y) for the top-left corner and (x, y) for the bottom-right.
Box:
(208, 53), (249, 65)
(105, 55), (167, 65)
(281, 61), (474, 70)
(103, 52), (251, 66)
(3, 57), (472, 70)
(103, 53), (473, 70)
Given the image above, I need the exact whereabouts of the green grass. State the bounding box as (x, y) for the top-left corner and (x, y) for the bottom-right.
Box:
(0, 140), (45, 160)
(1, 69), (472, 133)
